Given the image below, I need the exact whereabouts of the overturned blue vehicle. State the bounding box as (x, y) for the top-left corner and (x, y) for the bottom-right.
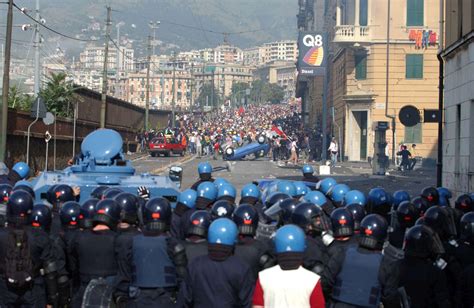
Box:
(223, 135), (270, 161)
(30, 129), (182, 204)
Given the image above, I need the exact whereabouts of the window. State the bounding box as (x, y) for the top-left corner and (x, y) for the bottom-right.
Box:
(359, 0), (368, 26)
(407, 0), (424, 26)
(355, 53), (367, 80)
(405, 123), (422, 143)
(406, 54), (423, 79)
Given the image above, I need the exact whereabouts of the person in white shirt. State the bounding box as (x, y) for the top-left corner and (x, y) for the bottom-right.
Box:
(328, 137), (338, 167)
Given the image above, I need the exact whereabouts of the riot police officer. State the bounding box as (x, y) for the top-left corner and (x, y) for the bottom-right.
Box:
(69, 199), (121, 307)
(457, 212), (474, 307)
(239, 183), (261, 206)
(399, 225), (451, 307)
(291, 202), (331, 273)
(216, 183), (236, 203)
(181, 210), (210, 262)
(366, 187), (391, 221)
(323, 214), (400, 308)
(171, 189), (197, 240)
(255, 192), (290, 241)
(90, 186), (109, 200)
(276, 181), (297, 198)
(329, 184), (350, 208)
(190, 162), (215, 190)
(302, 190), (334, 217)
(178, 218), (254, 308)
(326, 208), (357, 259)
(437, 187), (452, 207)
(319, 177), (337, 196)
(116, 197), (187, 308)
(232, 204), (274, 282)
(420, 186), (440, 207)
(0, 161), (30, 186)
(210, 200), (235, 220)
(344, 203), (366, 233)
(392, 190), (411, 210)
(343, 190), (366, 207)
(388, 201), (417, 249)
(79, 198), (99, 230)
(252, 225), (326, 307)
(113, 192), (139, 234)
(0, 183), (12, 227)
(48, 184), (76, 235)
(293, 181), (310, 199)
(301, 164), (320, 183)
(0, 190), (66, 307)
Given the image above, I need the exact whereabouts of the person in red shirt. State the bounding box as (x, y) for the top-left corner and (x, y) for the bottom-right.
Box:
(252, 225), (325, 308)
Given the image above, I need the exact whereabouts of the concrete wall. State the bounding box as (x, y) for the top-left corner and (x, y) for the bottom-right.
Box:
(443, 42), (474, 197)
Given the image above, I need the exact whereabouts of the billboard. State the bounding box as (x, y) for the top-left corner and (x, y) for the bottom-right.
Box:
(297, 32), (327, 76)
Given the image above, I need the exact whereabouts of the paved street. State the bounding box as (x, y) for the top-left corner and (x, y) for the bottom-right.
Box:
(132, 154), (437, 198)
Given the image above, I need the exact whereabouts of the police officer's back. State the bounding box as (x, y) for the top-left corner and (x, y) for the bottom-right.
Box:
(181, 210), (210, 262)
(178, 218), (254, 308)
(116, 197), (187, 308)
(326, 208), (358, 260)
(190, 162), (215, 190)
(69, 199), (121, 307)
(399, 225), (452, 308)
(301, 164), (319, 183)
(232, 204), (274, 282)
(456, 212), (474, 307)
(171, 189), (197, 240)
(0, 190), (63, 307)
(324, 214), (400, 308)
(0, 162), (30, 187)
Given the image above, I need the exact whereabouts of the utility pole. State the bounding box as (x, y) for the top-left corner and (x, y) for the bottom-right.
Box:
(211, 69), (215, 109)
(0, 0), (13, 161)
(100, 6), (112, 128)
(145, 35), (151, 131)
(34, 0), (40, 96)
(171, 54), (176, 128)
(115, 21), (124, 98)
(149, 21), (160, 56)
(190, 63), (194, 109)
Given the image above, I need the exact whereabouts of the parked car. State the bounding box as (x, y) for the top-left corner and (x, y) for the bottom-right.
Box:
(149, 137), (185, 157)
(223, 135), (270, 161)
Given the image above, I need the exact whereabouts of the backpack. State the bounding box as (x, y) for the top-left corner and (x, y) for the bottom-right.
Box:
(5, 228), (34, 291)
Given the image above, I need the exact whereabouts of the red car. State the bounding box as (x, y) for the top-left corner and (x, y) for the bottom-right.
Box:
(149, 137), (186, 157)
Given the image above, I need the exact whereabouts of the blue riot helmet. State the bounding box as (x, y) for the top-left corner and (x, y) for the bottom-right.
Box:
(196, 181), (218, 209)
(279, 198), (299, 224)
(103, 188), (123, 200)
(177, 189), (197, 209)
(187, 210), (212, 238)
(93, 199), (121, 230)
(7, 190), (34, 226)
(343, 190), (366, 207)
(367, 187), (391, 219)
(213, 178), (229, 190)
(359, 214), (388, 250)
(217, 183), (237, 203)
(59, 201), (81, 228)
(208, 218), (238, 246)
(141, 197), (172, 232)
(455, 194), (473, 215)
(293, 182), (309, 198)
(437, 187), (452, 207)
(80, 198), (99, 229)
(233, 204), (259, 236)
(302, 164), (314, 176)
(330, 184), (350, 204)
(90, 186), (109, 199)
(404, 225), (445, 258)
(265, 192), (290, 209)
(276, 181), (297, 198)
(319, 178), (337, 195)
(13, 181), (35, 199)
(30, 203), (52, 231)
(114, 192), (139, 225)
(240, 183), (261, 205)
(12, 162), (30, 179)
(211, 200), (235, 220)
(274, 224), (306, 254)
(302, 190), (327, 207)
(412, 196), (430, 218)
(344, 203), (366, 232)
(198, 162), (213, 180)
(0, 184), (12, 204)
(392, 190), (411, 210)
(330, 208), (354, 238)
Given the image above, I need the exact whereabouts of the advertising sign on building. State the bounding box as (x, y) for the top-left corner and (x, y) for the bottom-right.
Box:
(297, 32), (327, 76)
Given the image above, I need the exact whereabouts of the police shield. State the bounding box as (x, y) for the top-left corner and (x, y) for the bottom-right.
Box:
(81, 278), (116, 308)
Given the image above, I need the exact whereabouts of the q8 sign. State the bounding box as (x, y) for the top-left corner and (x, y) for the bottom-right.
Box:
(297, 32), (327, 76)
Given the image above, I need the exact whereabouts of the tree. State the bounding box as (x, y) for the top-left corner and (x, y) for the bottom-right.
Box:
(231, 82), (249, 105)
(8, 85), (33, 111)
(267, 84), (285, 104)
(197, 84), (221, 108)
(250, 80), (285, 105)
(39, 72), (77, 117)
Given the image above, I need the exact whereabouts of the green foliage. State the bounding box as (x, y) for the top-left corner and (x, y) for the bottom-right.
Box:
(250, 80), (285, 105)
(198, 84), (221, 108)
(8, 85), (33, 111)
(39, 72), (77, 118)
(231, 82), (250, 105)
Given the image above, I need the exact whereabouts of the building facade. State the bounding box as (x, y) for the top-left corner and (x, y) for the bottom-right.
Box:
(320, 0), (441, 161)
(263, 40), (298, 63)
(79, 45), (135, 72)
(254, 61), (297, 100)
(442, 0), (474, 195)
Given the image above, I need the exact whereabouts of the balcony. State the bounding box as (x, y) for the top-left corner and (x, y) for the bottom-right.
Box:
(333, 25), (371, 44)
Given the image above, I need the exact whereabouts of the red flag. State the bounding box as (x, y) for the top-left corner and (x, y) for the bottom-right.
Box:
(271, 125), (287, 139)
(238, 107), (245, 116)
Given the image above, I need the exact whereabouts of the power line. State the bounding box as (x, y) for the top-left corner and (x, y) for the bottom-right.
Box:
(12, 2), (97, 42)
